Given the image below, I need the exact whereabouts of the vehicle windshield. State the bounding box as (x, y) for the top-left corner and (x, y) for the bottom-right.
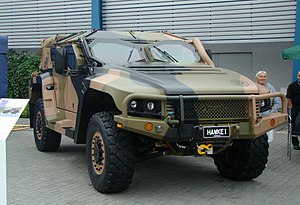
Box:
(149, 40), (200, 63)
(89, 39), (145, 65)
(89, 39), (200, 65)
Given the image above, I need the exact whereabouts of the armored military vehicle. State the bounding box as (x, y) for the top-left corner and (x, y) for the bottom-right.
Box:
(29, 30), (287, 193)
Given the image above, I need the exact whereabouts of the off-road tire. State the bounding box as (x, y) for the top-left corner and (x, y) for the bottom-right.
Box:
(33, 98), (61, 152)
(213, 134), (269, 181)
(86, 111), (135, 193)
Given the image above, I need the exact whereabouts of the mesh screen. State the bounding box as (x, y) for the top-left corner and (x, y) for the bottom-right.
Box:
(183, 99), (249, 121)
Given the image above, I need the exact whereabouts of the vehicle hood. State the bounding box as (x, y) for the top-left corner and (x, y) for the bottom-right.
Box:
(89, 63), (259, 96)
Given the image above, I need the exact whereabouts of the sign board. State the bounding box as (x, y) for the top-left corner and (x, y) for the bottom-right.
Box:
(0, 98), (29, 205)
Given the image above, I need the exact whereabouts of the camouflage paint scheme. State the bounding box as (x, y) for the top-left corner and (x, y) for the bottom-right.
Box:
(29, 30), (287, 154)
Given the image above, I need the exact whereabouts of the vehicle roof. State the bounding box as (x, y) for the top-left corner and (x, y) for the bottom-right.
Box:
(56, 30), (185, 44)
(86, 30), (185, 41)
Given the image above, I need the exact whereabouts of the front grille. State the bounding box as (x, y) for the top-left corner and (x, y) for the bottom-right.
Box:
(183, 99), (249, 121)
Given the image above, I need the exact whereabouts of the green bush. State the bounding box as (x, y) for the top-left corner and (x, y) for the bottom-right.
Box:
(8, 50), (40, 117)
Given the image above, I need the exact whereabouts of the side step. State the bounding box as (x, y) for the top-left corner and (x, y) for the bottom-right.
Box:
(54, 119), (73, 136)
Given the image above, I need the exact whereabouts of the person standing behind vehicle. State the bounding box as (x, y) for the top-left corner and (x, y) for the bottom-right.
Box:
(286, 70), (300, 150)
(256, 70), (281, 143)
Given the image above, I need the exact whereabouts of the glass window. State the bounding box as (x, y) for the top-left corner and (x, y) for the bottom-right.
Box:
(89, 39), (200, 65)
(149, 40), (199, 63)
(90, 39), (144, 65)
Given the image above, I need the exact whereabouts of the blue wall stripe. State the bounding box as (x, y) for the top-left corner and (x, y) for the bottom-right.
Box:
(92, 0), (102, 30)
(293, 0), (300, 80)
(0, 35), (8, 98)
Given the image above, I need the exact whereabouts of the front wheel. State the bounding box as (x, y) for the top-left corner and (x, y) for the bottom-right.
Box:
(86, 111), (135, 193)
(213, 134), (269, 181)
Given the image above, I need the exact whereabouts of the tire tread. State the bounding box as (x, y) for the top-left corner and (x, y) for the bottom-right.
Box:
(213, 134), (269, 181)
(87, 111), (135, 193)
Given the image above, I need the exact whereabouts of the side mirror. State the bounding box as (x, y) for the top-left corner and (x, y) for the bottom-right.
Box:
(205, 49), (212, 60)
(55, 48), (68, 74)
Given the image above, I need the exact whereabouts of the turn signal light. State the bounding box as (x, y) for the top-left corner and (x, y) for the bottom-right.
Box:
(270, 119), (275, 127)
(144, 122), (153, 131)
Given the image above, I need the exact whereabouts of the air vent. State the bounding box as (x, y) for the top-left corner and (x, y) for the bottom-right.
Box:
(166, 102), (175, 114)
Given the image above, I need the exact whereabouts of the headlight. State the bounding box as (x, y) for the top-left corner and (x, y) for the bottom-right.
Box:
(130, 100), (137, 109)
(146, 101), (155, 111)
(128, 99), (162, 118)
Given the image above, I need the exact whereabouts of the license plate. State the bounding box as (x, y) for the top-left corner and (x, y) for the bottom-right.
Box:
(203, 126), (230, 138)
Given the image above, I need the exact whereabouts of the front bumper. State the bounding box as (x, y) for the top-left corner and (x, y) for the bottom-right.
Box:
(114, 92), (288, 142)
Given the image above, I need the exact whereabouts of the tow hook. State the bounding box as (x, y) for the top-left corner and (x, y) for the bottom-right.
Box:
(197, 144), (213, 155)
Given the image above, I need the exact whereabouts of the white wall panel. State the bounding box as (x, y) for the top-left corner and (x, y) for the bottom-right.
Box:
(0, 0), (92, 48)
(102, 0), (296, 44)
(0, 0), (296, 47)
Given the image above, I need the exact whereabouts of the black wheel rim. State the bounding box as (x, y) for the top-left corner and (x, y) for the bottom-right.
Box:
(35, 111), (43, 140)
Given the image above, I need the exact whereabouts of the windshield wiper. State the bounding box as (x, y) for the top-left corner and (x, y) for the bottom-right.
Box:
(129, 30), (137, 39)
(152, 45), (178, 63)
(127, 47), (134, 63)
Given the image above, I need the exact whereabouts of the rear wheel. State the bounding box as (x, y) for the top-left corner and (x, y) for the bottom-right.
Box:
(33, 98), (61, 152)
(213, 134), (269, 181)
(86, 111), (135, 193)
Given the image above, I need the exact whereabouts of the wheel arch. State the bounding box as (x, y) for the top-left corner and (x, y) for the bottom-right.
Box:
(75, 88), (119, 144)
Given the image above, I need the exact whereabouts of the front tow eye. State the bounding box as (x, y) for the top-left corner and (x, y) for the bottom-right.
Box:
(197, 144), (213, 155)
